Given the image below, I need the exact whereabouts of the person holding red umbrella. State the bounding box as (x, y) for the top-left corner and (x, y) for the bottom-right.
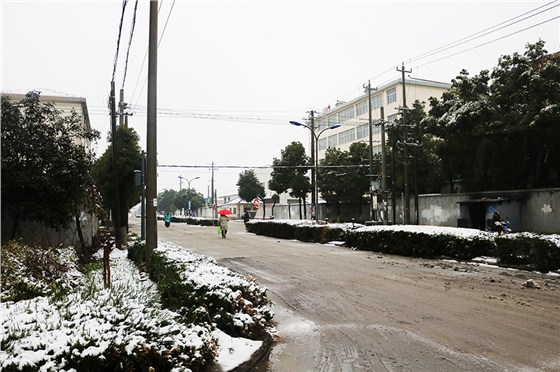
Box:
(217, 209), (231, 238)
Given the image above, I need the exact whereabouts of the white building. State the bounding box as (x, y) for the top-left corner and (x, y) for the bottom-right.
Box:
(312, 77), (450, 160)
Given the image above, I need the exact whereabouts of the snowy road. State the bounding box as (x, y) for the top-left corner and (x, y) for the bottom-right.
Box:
(132, 218), (560, 371)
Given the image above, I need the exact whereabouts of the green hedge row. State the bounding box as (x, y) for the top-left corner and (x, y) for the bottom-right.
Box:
(344, 230), (495, 260)
(246, 221), (560, 273)
(170, 216), (216, 226)
(245, 221), (348, 243)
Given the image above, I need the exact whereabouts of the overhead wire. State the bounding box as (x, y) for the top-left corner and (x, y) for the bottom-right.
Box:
(327, 1), (559, 109)
(121, 0), (139, 89)
(416, 15), (560, 69)
(111, 0), (128, 82)
(130, 0), (176, 108)
(129, 0), (166, 107)
(408, 1), (559, 65)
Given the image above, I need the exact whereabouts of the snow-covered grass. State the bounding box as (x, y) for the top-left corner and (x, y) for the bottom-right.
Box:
(1, 239), (274, 371)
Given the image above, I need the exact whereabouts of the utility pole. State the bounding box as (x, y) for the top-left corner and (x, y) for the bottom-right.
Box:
(211, 161), (215, 217)
(110, 80), (122, 249)
(364, 80), (378, 222)
(140, 150), (146, 241)
(145, 0), (158, 267)
(397, 62), (412, 224)
(380, 106), (387, 224)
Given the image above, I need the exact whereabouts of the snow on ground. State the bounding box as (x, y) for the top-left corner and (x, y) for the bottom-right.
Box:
(212, 329), (263, 371)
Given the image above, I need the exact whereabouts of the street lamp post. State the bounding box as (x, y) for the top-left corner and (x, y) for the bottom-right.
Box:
(290, 120), (340, 222)
(186, 176), (199, 216)
(186, 176), (200, 190)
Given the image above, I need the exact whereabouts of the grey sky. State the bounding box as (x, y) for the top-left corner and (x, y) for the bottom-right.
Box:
(2, 0), (559, 197)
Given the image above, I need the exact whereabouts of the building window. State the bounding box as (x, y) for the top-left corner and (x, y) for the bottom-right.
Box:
(318, 137), (327, 151)
(373, 144), (382, 154)
(356, 123), (368, 139)
(387, 113), (398, 124)
(339, 107), (355, 123)
(356, 101), (368, 116)
(372, 94), (383, 109)
(387, 88), (397, 104)
(328, 115), (338, 126)
(328, 134), (337, 148)
(339, 128), (356, 144)
(317, 118), (327, 131)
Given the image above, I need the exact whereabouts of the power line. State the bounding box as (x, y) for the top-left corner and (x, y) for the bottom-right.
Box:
(330, 1), (559, 107)
(416, 15), (560, 69)
(158, 164), (368, 169)
(408, 1), (559, 64)
(111, 0), (128, 82)
(121, 0), (139, 89)
(130, 0), (176, 108)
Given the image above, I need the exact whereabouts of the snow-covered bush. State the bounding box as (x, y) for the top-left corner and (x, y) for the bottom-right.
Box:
(1, 249), (217, 371)
(246, 219), (361, 242)
(1, 241), (81, 302)
(345, 226), (495, 259)
(246, 220), (560, 272)
(495, 233), (560, 273)
(148, 242), (273, 340)
(171, 216), (216, 226)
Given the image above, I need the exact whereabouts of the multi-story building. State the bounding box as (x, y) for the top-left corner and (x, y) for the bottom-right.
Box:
(312, 77), (451, 160)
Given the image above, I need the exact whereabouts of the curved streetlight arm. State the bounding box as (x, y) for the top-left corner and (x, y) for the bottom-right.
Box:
(317, 124), (341, 139)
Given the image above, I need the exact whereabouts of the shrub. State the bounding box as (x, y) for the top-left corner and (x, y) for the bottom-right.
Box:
(495, 233), (560, 273)
(171, 216), (216, 226)
(150, 243), (273, 340)
(1, 241), (81, 302)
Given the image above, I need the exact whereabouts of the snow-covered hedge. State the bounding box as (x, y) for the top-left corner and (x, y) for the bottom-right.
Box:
(245, 220), (560, 272)
(246, 219), (360, 243)
(129, 239), (273, 340)
(1, 247), (216, 371)
(170, 216), (216, 226)
(494, 232), (560, 273)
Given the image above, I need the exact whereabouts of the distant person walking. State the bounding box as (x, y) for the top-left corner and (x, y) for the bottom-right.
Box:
(164, 212), (172, 228)
(218, 214), (229, 238)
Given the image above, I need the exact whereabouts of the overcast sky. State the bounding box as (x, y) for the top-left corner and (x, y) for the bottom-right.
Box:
(2, 0), (559, 197)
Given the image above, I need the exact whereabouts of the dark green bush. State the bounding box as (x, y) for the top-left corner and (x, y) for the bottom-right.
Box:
(171, 216), (216, 226)
(495, 235), (560, 273)
(246, 221), (297, 239)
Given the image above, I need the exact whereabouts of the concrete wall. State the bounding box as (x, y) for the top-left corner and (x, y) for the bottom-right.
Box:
(2, 212), (99, 247)
(417, 188), (559, 233)
(521, 189), (559, 233)
(418, 194), (465, 227)
(244, 188), (559, 234)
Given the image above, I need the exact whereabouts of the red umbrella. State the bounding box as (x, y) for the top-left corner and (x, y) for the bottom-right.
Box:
(217, 209), (233, 215)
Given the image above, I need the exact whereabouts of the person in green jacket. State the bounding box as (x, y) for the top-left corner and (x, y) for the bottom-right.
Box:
(164, 212), (172, 228)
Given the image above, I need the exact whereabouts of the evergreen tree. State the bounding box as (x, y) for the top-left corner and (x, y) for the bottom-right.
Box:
(1, 91), (100, 246)
(237, 170), (265, 203)
(269, 142), (311, 218)
(92, 126), (142, 229)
